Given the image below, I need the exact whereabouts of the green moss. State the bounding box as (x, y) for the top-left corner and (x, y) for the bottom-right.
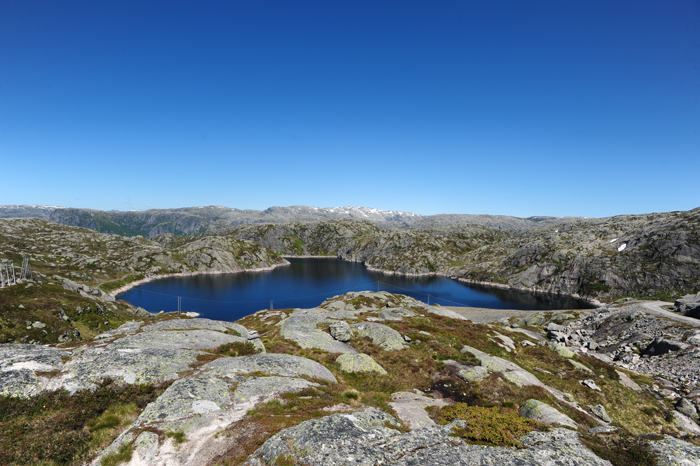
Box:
(166, 431), (186, 444)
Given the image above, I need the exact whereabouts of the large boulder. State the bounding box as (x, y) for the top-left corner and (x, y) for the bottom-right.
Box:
(643, 338), (687, 356)
(350, 322), (407, 350)
(675, 292), (700, 317)
(279, 308), (356, 353)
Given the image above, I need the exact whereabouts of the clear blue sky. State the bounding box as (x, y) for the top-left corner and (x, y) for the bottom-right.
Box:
(1, 1), (698, 217)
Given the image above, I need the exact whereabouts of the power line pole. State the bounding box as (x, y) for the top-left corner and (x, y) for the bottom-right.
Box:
(427, 294), (430, 306)
(178, 296), (181, 314)
(270, 300), (273, 310)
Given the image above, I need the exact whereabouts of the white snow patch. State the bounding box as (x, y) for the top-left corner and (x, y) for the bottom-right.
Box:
(610, 238), (618, 243)
(618, 244), (627, 252)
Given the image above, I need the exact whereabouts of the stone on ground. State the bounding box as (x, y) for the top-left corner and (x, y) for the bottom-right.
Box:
(548, 341), (575, 358)
(615, 370), (642, 391)
(336, 353), (387, 374)
(350, 322), (407, 350)
(589, 404), (612, 423)
(672, 411), (700, 435)
(519, 399), (578, 428)
(329, 321), (353, 342)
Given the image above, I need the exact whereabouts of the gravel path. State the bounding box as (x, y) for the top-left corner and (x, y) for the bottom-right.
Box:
(442, 306), (591, 324)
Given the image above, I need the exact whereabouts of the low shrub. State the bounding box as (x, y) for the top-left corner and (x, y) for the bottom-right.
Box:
(439, 403), (547, 447)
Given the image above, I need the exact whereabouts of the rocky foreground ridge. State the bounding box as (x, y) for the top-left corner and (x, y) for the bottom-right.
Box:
(3, 291), (700, 465)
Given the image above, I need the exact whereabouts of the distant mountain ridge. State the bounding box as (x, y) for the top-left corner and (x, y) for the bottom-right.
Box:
(0, 204), (584, 237)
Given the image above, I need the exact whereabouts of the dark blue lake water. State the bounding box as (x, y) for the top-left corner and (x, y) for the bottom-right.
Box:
(118, 258), (595, 322)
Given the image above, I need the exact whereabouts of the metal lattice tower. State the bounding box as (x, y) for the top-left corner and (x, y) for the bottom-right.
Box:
(0, 260), (16, 287)
(20, 256), (32, 281)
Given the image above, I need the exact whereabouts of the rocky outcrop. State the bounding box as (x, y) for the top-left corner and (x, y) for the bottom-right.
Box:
(279, 308), (357, 353)
(388, 391), (448, 430)
(675, 292), (700, 317)
(243, 409), (610, 466)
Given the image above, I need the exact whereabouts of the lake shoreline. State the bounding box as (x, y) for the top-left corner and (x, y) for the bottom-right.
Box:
(110, 261), (291, 298)
(344, 259), (600, 307)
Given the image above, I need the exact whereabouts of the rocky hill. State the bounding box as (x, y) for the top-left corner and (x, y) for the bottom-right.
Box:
(226, 208), (700, 301)
(3, 291), (700, 465)
(3, 203), (699, 303)
(0, 218), (287, 345)
(0, 204), (583, 236)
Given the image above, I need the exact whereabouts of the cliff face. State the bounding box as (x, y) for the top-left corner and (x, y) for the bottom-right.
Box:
(479, 208), (700, 300)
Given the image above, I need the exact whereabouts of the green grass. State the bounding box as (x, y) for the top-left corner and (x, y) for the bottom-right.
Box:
(99, 443), (133, 466)
(166, 431), (186, 444)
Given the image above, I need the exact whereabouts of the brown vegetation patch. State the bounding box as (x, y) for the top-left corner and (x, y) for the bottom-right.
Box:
(0, 378), (170, 466)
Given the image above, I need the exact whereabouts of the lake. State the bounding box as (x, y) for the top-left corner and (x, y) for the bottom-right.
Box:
(118, 258), (595, 322)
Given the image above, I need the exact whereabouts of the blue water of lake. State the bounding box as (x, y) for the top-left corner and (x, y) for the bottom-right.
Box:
(117, 258), (595, 322)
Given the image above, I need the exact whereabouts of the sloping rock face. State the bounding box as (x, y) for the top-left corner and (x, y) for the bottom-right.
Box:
(200, 353), (337, 382)
(0, 344), (69, 397)
(243, 409), (610, 466)
(0, 318), (257, 396)
(648, 435), (700, 466)
(520, 399), (577, 428)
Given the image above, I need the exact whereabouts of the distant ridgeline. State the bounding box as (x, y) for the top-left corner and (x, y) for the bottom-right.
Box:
(1, 204), (699, 301)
